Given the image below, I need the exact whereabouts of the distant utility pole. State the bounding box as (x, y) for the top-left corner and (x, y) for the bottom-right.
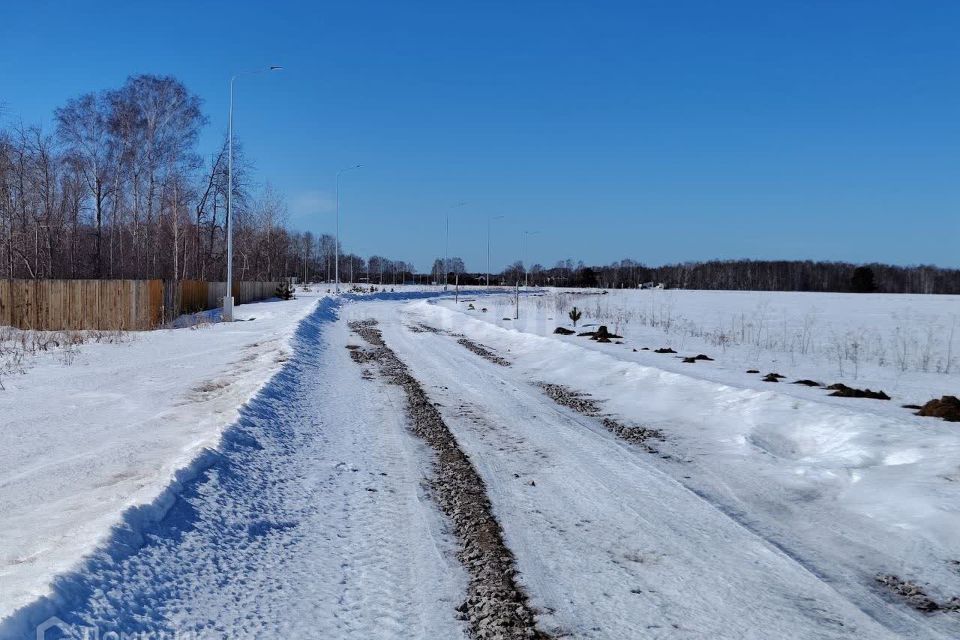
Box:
(521, 230), (539, 289)
(487, 214), (504, 287)
(445, 201), (466, 291)
(335, 164), (363, 293)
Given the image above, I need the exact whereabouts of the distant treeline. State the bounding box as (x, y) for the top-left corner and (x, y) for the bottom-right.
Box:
(0, 74), (412, 284)
(489, 259), (960, 294)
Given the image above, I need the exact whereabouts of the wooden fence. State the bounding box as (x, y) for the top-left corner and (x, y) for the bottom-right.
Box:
(0, 279), (282, 331)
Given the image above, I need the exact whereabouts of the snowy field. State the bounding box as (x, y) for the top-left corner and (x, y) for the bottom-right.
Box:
(456, 288), (960, 410)
(2, 286), (959, 639)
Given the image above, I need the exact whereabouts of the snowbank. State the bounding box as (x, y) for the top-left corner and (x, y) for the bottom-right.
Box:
(0, 292), (320, 621)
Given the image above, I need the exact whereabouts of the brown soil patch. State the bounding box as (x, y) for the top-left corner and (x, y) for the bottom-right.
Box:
(827, 383), (890, 400)
(915, 396), (960, 422)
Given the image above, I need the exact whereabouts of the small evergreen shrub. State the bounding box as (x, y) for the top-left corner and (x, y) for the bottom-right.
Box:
(275, 282), (296, 300)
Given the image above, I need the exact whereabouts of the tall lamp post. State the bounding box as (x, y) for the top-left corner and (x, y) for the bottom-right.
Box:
(444, 201), (466, 291)
(486, 215), (504, 287)
(335, 164), (363, 293)
(225, 65), (283, 322)
(521, 230), (539, 288)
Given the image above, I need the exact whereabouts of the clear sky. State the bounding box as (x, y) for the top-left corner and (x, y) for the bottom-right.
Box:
(2, 0), (958, 271)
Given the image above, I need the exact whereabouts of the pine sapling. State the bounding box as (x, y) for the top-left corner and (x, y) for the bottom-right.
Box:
(569, 306), (582, 327)
(275, 282), (296, 301)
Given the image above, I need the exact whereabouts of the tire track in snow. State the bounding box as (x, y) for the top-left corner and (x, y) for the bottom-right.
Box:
(348, 318), (550, 640)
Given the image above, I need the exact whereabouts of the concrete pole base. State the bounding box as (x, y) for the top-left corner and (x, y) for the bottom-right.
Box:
(223, 296), (235, 322)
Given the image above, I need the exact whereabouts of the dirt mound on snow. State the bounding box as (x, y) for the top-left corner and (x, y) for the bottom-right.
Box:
(577, 325), (623, 343)
(915, 396), (960, 422)
(827, 383), (890, 400)
(553, 327), (575, 335)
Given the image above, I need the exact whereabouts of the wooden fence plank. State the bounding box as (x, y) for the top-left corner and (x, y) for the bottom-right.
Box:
(0, 280), (10, 327)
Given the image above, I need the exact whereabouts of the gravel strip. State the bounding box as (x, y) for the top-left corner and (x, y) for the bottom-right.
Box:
(457, 338), (511, 367)
(538, 382), (664, 453)
(875, 574), (960, 613)
(406, 322), (511, 367)
(349, 319), (549, 639)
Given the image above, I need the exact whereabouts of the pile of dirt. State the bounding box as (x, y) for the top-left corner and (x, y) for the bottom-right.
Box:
(762, 372), (785, 383)
(792, 379), (822, 387)
(746, 369), (760, 374)
(457, 338), (511, 367)
(349, 319), (549, 639)
(654, 347), (676, 354)
(693, 354), (714, 361)
(681, 357), (697, 364)
(915, 395), (960, 422)
(592, 326), (622, 343)
(553, 327), (575, 335)
(827, 383), (890, 400)
(575, 325), (623, 343)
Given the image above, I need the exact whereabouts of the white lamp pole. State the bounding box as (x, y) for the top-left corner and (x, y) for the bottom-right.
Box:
(335, 164), (363, 293)
(521, 230), (539, 289)
(444, 201), (466, 291)
(225, 65), (282, 321)
(487, 214), (504, 287)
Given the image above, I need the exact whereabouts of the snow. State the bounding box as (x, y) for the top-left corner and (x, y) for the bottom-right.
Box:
(1, 297), (467, 638)
(0, 292), (320, 623)
(398, 294), (960, 638)
(459, 288), (960, 413)
(4, 287), (959, 638)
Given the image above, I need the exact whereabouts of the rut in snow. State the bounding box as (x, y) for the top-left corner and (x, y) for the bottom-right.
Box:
(349, 319), (549, 640)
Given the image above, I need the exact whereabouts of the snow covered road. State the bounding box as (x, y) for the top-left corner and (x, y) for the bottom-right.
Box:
(370, 303), (908, 639)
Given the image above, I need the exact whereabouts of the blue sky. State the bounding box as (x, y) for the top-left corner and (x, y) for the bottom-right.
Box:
(2, 0), (958, 270)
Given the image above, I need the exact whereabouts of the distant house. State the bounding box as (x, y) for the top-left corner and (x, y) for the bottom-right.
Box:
(639, 282), (666, 290)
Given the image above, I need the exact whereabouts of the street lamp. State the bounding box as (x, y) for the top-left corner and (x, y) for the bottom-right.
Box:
(335, 164), (363, 293)
(521, 230), (539, 288)
(487, 215), (504, 287)
(224, 64), (282, 322)
(444, 201), (466, 291)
